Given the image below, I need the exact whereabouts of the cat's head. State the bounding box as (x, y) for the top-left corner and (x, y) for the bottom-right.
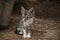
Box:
(21, 6), (35, 20)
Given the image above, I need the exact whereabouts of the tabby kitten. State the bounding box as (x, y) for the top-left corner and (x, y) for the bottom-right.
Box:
(16, 6), (35, 38)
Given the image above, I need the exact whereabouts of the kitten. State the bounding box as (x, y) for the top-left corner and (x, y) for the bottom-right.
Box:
(15, 6), (35, 38)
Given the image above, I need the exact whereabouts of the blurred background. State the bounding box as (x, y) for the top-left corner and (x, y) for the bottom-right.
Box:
(0, 0), (60, 40)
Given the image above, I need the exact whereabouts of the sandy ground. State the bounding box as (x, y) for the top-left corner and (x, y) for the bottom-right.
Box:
(0, 15), (60, 40)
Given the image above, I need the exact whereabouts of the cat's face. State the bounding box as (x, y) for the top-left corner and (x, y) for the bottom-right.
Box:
(21, 6), (35, 20)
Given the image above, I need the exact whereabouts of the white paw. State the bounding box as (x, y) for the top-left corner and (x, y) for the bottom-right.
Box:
(19, 32), (23, 34)
(23, 34), (31, 38)
(27, 33), (31, 38)
(23, 35), (27, 38)
(27, 35), (31, 38)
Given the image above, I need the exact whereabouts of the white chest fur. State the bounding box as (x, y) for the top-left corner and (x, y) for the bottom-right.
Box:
(23, 18), (34, 27)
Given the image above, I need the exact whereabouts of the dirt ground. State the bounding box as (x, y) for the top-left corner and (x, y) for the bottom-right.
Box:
(0, 15), (60, 40)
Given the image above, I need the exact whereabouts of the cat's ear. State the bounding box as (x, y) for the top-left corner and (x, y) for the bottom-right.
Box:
(27, 7), (35, 16)
(28, 7), (34, 13)
(21, 6), (25, 16)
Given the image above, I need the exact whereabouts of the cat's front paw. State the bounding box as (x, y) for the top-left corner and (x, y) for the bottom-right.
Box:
(27, 35), (31, 38)
(27, 33), (31, 38)
(23, 35), (27, 38)
(23, 34), (31, 38)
